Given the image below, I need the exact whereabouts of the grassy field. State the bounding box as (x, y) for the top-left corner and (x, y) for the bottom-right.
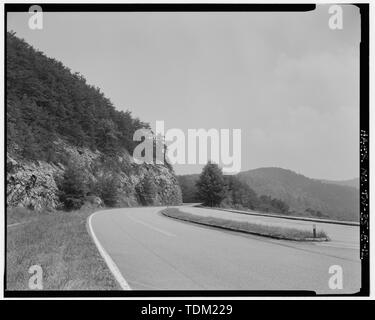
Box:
(162, 208), (329, 241)
(6, 207), (119, 290)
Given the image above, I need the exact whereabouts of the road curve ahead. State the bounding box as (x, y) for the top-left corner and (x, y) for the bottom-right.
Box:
(90, 207), (361, 293)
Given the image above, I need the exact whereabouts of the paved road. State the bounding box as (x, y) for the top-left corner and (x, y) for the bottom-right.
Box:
(181, 207), (360, 250)
(90, 206), (361, 293)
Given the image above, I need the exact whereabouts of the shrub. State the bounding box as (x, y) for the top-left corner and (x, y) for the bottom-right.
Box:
(58, 160), (87, 210)
(136, 175), (157, 206)
(94, 174), (119, 207)
(224, 175), (259, 210)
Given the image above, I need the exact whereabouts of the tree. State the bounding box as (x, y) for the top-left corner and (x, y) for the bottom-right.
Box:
(58, 160), (87, 210)
(95, 174), (119, 207)
(178, 175), (201, 203)
(224, 175), (259, 210)
(196, 162), (226, 207)
(258, 194), (289, 214)
(270, 198), (289, 214)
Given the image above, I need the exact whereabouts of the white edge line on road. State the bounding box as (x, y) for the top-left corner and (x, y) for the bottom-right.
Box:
(87, 211), (131, 290)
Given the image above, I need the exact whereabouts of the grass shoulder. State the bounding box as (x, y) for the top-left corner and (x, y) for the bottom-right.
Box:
(162, 208), (329, 241)
(6, 207), (120, 290)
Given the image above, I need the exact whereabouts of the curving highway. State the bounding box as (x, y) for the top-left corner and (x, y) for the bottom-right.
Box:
(89, 206), (361, 293)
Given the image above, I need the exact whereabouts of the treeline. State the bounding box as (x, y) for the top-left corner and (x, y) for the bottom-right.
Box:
(185, 162), (290, 214)
(7, 32), (149, 162)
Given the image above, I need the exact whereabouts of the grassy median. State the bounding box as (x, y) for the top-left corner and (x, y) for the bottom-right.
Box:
(162, 208), (329, 241)
(6, 207), (119, 290)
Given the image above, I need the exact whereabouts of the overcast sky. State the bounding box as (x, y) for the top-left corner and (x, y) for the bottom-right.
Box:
(7, 5), (360, 180)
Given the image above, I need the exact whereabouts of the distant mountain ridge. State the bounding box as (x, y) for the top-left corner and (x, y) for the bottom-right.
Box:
(320, 178), (359, 189)
(178, 167), (359, 222)
(237, 167), (359, 221)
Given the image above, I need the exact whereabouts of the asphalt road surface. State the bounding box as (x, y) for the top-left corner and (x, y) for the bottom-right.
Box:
(90, 206), (361, 293)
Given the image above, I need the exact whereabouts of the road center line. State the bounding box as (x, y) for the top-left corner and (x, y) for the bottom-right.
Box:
(126, 215), (176, 237)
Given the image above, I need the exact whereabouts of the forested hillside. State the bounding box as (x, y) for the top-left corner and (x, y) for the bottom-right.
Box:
(320, 178), (359, 189)
(6, 32), (182, 210)
(7, 31), (148, 161)
(238, 168), (359, 221)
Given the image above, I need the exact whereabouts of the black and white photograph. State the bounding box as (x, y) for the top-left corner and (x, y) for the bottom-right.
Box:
(2, 2), (370, 300)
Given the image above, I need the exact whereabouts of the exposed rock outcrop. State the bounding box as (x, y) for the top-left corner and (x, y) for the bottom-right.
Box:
(7, 155), (63, 210)
(7, 140), (182, 210)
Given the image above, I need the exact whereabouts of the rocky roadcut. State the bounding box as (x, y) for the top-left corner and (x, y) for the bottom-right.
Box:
(7, 139), (182, 210)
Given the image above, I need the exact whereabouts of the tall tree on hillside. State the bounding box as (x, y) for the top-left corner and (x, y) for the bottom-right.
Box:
(196, 162), (226, 207)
